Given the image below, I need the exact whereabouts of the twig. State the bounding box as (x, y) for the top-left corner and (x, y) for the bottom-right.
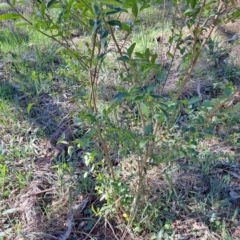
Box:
(160, 7), (180, 95)
(160, 42), (178, 95)
(102, 15), (129, 74)
(208, 88), (240, 117)
(190, 80), (202, 99)
(72, 230), (93, 238)
(31, 232), (59, 240)
(219, 33), (239, 47)
(83, 215), (103, 240)
(39, 234), (59, 240)
(60, 198), (89, 240)
(106, 219), (120, 240)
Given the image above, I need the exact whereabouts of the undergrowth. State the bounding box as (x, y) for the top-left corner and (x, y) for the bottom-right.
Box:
(0, 0), (240, 239)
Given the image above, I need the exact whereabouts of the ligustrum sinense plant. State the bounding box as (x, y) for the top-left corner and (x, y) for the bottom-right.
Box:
(1, 0), (240, 234)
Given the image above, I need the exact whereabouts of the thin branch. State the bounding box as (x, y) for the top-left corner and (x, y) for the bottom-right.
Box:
(89, 29), (99, 112)
(160, 5), (181, 95)
(95, 121), (116, 180)
(102, 15), (129, 73)
(31, 233), (59, 240)
(60, 198), (89, 240)
(83, 215), (103, 240)
(160, 37), (178, 95)
(106, 219), (120, 240)
(208, 88), (240, 117)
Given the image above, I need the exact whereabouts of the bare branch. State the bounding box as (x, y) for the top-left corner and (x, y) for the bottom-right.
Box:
(60, 198), (89, 240)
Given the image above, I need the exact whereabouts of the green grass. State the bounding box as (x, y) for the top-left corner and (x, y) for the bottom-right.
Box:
(0, 85), (33, 236)
(0, 27), (62, 94)
(0, 26), (92, 238)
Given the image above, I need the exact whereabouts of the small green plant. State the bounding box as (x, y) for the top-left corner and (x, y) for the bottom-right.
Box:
(15, 170), (31, 188)
(0, 160), (9, 197)
(1, 0), (240, 237)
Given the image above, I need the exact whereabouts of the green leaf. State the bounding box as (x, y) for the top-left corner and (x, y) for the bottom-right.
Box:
(0, 12), (21, 20)
(98, 0), (122, 6)
(135, 52), (144, 59)
(188, 96), (201, 105)
(159, 102), (168, 109)
(140, 2), (151, 11)
(184, 8), (193, 16)
(14, 21), (29, 28)
(27, 103), (33, 114)
(92, 3), (100, 17)
(73, 117), (81, 123)
(145, 48), (150, 60)
(156, 72), (166, 80)
(115, 86), (126, 92)
(134, 95), (145, 101)
(101, 29), (109, 38)
(107, 20), (121, 27)
(0, 3), (11, 10)
(184, 136), (190, 142)
(204, 126), (214, 135)
(92, 20), (102, 34)
(100, 29), (109, 49)
(104, 8), (126, 16)
(117, 56), (130, 62)
(84, 114), (96, 123)
(98, 52), (107, 60)
(151, 54), (157, 64)
(127, 43), (136, 58)
(67, 0), (74, 9)
(189, 126), (196, 133)
(144, 124), (152, 135)
(10, 0), (16, 7)
(100, 38), (107, 49)
(48, 3), (61, 9)
(139, 137), (150, 148)
(151, 95), (162, 99)
(147, 83), (156, 93)
(84, 222), (93, 231)
(190, 0), (197, 8)
(121, 22), (130, 32)
(112, 92), (130, 103)
(224, 86), (232, 97)
(179, 151), (186, 158)
(140, 102), (148, 117)
(180, 47), (185, 55)
(167, 51), (173, 58)
(160, 107), (169, 120)
(40, 3), (45, 17)
(132, 1), (138, 18)
(47, 0), (58, 8)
